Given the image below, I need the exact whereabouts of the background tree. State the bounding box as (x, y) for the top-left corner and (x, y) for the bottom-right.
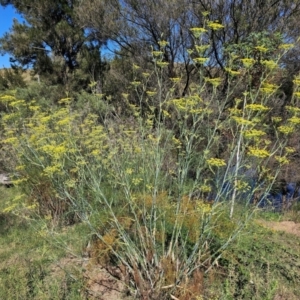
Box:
(0, 0), (109, 91)
(2, 0), (300, 101)
(75, 0), (300, 102)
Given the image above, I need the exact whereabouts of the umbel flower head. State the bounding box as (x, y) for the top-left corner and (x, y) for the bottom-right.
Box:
(207, 21), (224, 30)
(225, 68), (241, 76)
(207, 158), (226, 167)
(260, 83), (279, 94)
(279, 43), (294, 50)
(190, 27), (207, 38)
(241, 58), (255, 68)
(247, 147), (270, 158)
(262, 60), (278, 70)
(193, 57), (208, 64)
(254, 46), (268, 53)
(204, 77), (222, 87)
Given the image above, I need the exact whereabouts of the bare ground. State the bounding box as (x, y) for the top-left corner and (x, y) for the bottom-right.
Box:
(256, 220), (300, 237)
(49, 255), (130, 300)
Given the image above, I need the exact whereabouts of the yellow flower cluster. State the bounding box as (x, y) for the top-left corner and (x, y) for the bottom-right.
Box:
(172, 136), (182, 149)
(225, 68), (241, 76)
(288, 116), (300, 124)
(204, 77), (222, 87)
(255, 46), (268, 53)
(241, 58), (255, 68)
(133, 63), (140, 70)
(156, 61), (169, 68)
(279, 43), (294, 50)
(40, 143), (67, 160)
(260, 83), (278, 94)
(195, 200), (212, 213)
(271, 116), (282, 123)
(199, 184), (212, 193)
(152, 50), (164, 57)
(190, 27), (207, 38)
(247, 147), (270, 158)
(277, 125), (295, 134)
(275, 156), (289, 165)
(206, 158), (226, 167)
(1, 96), (111, 182)
(245, 104), (269, 111)
(293, 92), (300, 98)
(131, 80), (141, 87)
(171, 95), (203, 114)
(146, 91), (157, 97)
(207, 21), (224, 30)
(231, 116), (253, 126)
(158, 40), (168, 47)
(243, 129), (266, 138)
(235, 180), (250, 192)
(293, 77), (300, 85)
(285, 146), (296, 154)
(193, 57), (208, 64)
(262, 60), (278, 70)
(194, 45), (210, 52)
(286, 106), (300, 113)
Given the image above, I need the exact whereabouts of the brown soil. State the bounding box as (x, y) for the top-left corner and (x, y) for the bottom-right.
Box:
(82, 261), (129, 300)
(50, 256), (129, 300)
(256, 220), (300, 237)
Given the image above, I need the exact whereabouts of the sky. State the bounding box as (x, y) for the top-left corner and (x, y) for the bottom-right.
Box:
(0, 5), (23, 68)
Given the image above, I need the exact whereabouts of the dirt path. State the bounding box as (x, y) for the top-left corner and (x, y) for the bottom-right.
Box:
(257, 220), (300, 237)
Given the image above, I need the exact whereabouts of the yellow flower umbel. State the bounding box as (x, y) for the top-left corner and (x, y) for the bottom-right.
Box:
(260, 83), (278, 94)
(293, 76), (300, 85)
(271, 116), (282, 123)
(146, 91), (157, 97)
(190, 27), (207, 38)
(293, 92), (300, 98)
(247, 147), (270, 158)
(131, 81), (141, 87)
(156, 61), (169, 68)
(275, 156), (289, 165)
(204, 77), (222, 87)
(241, 58), (255, 68)
(279, 43), (294, 50)
(199, 184), (212, 193)
(158, 40), (168, 47)
(225, 68), (241, 76)
(286, 106), (300, 113)
(243, 129), (266, 138)
(288, 116), (300, 125)
(231, 116), (253, 126)
(207, 158), (226, 167)
(285, 146), (296, 154)
(171, 96), (203, 114)
(207, 21), (224, 30)
(277, 125), (294, 134)
(235, 180), (250, 192)
(245, 104), (269, 111)
(152, 50), (164, 57)
(254, 46), (268, 53)
(193, 57), (208, 64)
(195, 45), (210, 53)
(262, 60), (278, 70)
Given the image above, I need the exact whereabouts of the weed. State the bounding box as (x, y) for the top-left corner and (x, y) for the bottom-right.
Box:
(1, 25), (300, 299)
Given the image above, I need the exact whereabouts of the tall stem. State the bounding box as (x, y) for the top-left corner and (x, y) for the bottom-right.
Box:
(230, 96), (247, 218)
